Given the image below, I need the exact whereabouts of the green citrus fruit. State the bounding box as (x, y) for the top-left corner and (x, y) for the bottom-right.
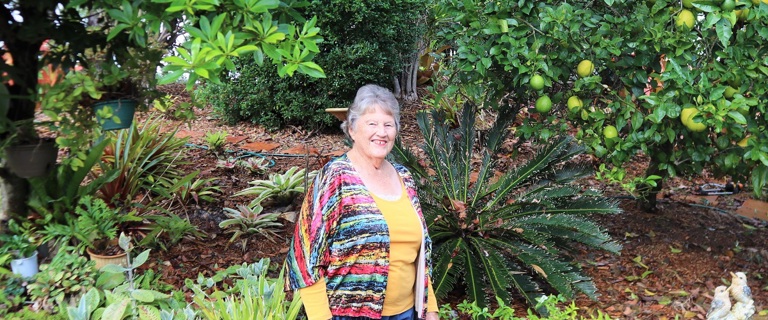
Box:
(603, 125), (618, 139)
(535, 96), (552, 113)
(567, 96), (583, 112)
(676, 9), (695, 29)
(722, 0), (736, 10)
(683, 108), (707, 132)
(577, 60), (594, 78)
(530, 74), (545, 90)
(680, 106), (696, 126)
(498, 19), (509, 33)
(682, 0), (694, 8)
(724, 86), (738, 99)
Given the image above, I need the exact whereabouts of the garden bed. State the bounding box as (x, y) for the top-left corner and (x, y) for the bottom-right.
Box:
(127, 84), (768, 318)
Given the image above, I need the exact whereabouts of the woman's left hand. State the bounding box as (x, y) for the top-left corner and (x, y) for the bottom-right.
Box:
(426, 311), (439, 320)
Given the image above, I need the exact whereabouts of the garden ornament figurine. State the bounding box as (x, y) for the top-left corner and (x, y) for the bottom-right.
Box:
(729, 272), (755, 320)
(706, 272), (755, 320)
(707, 286), (733, 320)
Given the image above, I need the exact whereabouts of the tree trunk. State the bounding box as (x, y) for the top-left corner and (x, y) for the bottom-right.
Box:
(1, 3), (47, 221)
(638, 142), (673, 212)
(394, 50), (420, 102)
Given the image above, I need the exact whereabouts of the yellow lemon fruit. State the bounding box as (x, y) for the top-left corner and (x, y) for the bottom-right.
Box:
(603, 125), (618, 139)
(676, 9), (695, 29)
(577, 60), (594, 78)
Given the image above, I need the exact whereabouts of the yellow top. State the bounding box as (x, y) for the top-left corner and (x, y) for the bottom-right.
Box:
(299, 185), (439, 319)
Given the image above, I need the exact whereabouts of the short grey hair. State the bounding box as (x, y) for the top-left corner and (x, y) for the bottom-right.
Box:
(341, 84), (400, 141)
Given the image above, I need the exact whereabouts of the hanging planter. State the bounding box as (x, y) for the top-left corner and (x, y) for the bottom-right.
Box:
(93, 99), (137, 131)
(325, 108), (348, 122)
(10, 250), (39, 278)
(4, 138), (58, 178)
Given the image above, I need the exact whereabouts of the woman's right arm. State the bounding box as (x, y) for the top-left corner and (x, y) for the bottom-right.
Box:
(298, 278), (332, 320)
(286, 168), (341, 318)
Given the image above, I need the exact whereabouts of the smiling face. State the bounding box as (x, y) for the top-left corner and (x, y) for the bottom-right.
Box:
(349, 105), (398, 162)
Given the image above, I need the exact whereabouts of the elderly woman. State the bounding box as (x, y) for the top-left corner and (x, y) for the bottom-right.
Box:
(286, 84), (439, 320)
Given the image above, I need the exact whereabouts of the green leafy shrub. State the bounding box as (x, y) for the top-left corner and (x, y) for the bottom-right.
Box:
(137, 214), (205, 251)
(187, 258), (302, 320)
(0, 269), (27, 316)
(0, 219), (38, 259)
(392, 103), (622, 309)
(68, 233), (188, 320)
(196, 0), (426, 129)
(40, 195), (141, 254)
(26, 246), (99, 314)
(441, 295), (612, 320)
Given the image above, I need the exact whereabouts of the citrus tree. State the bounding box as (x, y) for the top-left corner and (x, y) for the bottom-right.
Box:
(431, 0), (768, 209)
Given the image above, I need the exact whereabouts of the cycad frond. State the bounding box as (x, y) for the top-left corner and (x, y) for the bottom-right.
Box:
(463, 248), (487, 306)
(470, 238), (513, 303)
(431, 238), (465, 298)
(485, 136), (576, 208)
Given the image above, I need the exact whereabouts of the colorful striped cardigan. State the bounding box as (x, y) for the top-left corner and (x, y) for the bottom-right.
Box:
(286, 154), (433, 319)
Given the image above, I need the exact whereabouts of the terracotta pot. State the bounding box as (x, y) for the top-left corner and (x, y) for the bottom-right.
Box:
(87, 248), (128, 270)
(5, 139), (58, 178)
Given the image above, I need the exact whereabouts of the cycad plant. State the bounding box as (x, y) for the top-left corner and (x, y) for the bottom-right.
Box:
(392, 103), (622, 309)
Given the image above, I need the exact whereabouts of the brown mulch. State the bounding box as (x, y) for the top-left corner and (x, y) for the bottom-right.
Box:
(139, 84), (768, 319)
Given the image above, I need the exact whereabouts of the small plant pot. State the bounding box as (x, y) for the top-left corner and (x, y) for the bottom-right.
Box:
(325, 108), (348, 122)
(93, 99), (137, 131)
(11, 251), (39, 278)
(87, 248), (128, 270)
(4, 139), (58, 178)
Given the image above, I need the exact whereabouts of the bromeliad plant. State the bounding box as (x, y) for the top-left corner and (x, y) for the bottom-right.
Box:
(204, 130), (229, 155)
(219, 205), (282, 251)
(98, 115), (188, 208)
(392, 103), (622, 309)
(233, 166), (317, 207)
